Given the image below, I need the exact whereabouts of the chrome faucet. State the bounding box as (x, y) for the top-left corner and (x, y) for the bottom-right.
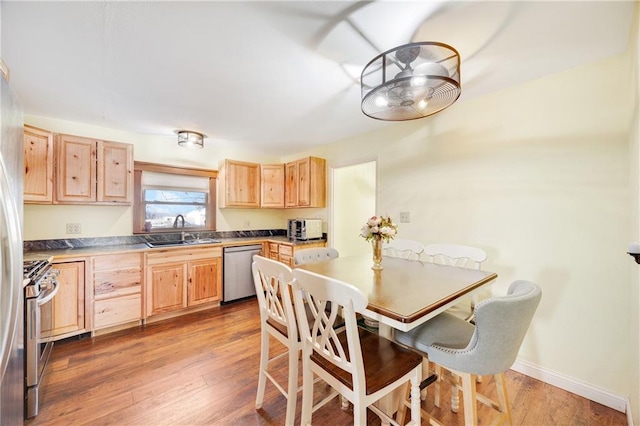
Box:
(181, 231), (195, 242)
(172, 214), (185, 228)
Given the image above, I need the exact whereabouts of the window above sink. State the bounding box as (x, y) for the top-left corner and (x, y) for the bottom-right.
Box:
(133, 162), (218, 234)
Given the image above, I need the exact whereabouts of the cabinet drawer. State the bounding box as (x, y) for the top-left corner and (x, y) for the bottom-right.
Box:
(94, 269), (141, 300)
(145, 247), (222, 265)
(279, 244), (293, 257)
(93, 253), (142, 299)
(94, 253), (141, 271)
(94, 294), (141, 329)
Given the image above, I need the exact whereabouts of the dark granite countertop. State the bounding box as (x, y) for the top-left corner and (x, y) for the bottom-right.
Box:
(23, 230), (327, 261)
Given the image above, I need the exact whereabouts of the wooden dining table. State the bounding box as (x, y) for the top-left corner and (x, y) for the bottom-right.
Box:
(295, 253), (498, 422)
(296, 253), (498, 338)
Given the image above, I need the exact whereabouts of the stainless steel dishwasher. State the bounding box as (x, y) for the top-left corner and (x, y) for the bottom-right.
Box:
(222, 244), (262, 303)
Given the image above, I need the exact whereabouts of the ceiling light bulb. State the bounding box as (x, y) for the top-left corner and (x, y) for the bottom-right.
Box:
(375, 95), (388, 107)
(411, 75), (427, 86)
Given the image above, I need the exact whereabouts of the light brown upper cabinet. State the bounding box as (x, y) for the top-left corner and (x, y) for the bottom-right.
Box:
(23, 125), (54, 204)
(218, 159), (261, 208)
(260, 164), (285, 208)
(55, 134), (133, 205)
(285, 156), (326, 208)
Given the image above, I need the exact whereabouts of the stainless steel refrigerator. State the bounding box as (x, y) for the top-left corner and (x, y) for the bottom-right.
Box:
(0, 63), (25, 423)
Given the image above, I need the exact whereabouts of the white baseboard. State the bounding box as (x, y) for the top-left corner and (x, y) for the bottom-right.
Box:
(511, 359), (628, 413)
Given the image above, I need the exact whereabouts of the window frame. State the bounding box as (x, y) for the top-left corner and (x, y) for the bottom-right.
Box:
(133, 161), (217, 234)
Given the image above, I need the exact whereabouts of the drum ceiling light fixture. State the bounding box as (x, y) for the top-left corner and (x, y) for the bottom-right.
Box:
(176, 130), (205, 149)
(361, 41), (461, 121)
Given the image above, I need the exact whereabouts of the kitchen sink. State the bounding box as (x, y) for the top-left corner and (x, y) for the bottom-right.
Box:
(145, 238), (221, 248)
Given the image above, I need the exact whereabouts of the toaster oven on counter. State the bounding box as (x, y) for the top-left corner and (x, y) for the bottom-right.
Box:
(287, 218), (323, 240)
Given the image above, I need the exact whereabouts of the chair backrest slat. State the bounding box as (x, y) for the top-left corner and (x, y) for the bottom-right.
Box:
(252, 256), (297, 342)
(294, 247), (340, 265)
(423, 243), (487, 269)
(292, 268), (367, 389)
(383, 238), (424, 260)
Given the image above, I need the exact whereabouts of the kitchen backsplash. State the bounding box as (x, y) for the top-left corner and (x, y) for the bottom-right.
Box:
(24, 229), (287, 252)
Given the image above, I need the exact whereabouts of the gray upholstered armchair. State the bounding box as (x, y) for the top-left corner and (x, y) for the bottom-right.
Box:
(395, 280), (542, 425)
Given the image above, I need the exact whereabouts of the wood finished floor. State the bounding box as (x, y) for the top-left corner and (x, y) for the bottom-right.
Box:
(27, 299), (626, 425)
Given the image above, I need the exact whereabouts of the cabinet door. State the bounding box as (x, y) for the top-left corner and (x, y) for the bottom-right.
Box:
(51, 261), (86, 337)
(147, 262), (187, 316)
(307, 156), (326, 208)
(220, 159), (260, 207)
(23, 125), (53, 203)
(285, 157), (326, 208)
(260, 164), (284, 208)
(97, 140), (133, 204)
(296, 158), (311, 207)
(54, 134), (96, 203)
(188, 257), (222, 306)
(284, 161), (297, 207)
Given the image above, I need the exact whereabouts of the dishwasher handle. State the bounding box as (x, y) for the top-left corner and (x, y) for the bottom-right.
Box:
(223, 244), (263, 254)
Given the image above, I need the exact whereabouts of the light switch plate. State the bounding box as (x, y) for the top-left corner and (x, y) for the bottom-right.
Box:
(399, 212), (410, 223)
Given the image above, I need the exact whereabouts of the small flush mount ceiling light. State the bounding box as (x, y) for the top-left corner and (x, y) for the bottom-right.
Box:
(176, 130), (206, 149)
(361, 41), (461, 121)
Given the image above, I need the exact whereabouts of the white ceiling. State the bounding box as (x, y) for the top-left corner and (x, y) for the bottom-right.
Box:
(1, 1), (634, 156)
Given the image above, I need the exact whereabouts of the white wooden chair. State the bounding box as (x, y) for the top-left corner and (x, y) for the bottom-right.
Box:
(423, 243), (487, 321)
(395, 281), (542, 426)
(252, 255), (301, 425)
(293, 247), (339, 265)
(291, 268), (423, 426)
(383, 238), (424, 260)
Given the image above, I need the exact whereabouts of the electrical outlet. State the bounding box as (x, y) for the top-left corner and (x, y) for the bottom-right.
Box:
(399, 212), (410, 223)
(66, 223), (81, 234)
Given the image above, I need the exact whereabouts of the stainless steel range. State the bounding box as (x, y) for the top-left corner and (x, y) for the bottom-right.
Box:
(23, 259), (59, 419)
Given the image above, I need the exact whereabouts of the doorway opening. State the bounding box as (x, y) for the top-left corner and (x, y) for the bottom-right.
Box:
(331, 160), (377, 257)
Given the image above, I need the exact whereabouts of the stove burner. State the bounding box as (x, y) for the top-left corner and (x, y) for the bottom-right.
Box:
(23, 259), (52, 282)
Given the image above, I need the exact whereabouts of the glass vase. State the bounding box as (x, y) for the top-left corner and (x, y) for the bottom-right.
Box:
(371, 238), (383, 270)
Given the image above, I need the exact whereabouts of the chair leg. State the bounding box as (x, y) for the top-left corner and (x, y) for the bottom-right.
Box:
(255, 327), (269, 409)
(354, 404), (368, 425)
(395, 382), (411, 426)
(434, 364), (442, 408)
(495, 373), (514, 425)
(460, 373), (478, 426)
(340, 395), (349, 410)
(420, 358), (429, 400)
(300, 352), (314, 426)
(450, 381), (460, 413)
(284, 347), (299, 426)
(410, 371), (421, 426)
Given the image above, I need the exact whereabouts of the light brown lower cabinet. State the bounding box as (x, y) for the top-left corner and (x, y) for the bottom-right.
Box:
(48, 259), (89, 339)
(266, 241), (327, 267)
(145, 247), (222, 317)
(92, 252), (142, 330)
(187, 257), (223, 306)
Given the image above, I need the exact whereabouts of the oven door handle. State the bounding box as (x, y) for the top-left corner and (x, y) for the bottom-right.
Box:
(37, 281), (60, 306)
